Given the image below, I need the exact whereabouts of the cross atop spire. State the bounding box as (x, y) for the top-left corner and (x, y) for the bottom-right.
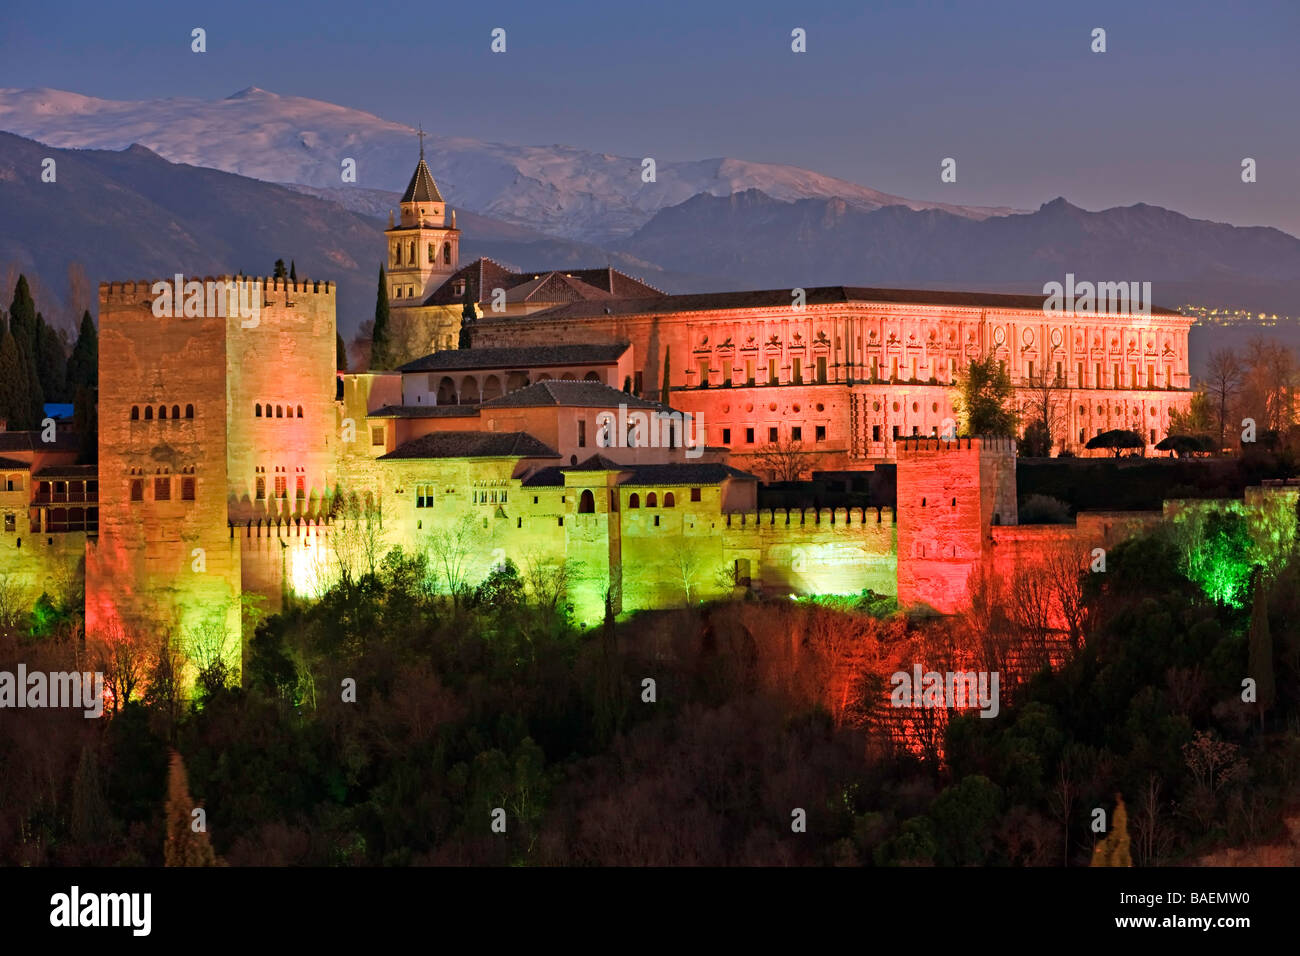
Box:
(417, 124), (426, 160)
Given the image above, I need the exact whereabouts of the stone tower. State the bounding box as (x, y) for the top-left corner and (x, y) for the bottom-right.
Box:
(385, 137), (460, 307)
(895, 435), (1017, 614)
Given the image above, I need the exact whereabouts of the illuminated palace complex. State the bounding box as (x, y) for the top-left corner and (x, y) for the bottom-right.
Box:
(0, 150), (1231, 675)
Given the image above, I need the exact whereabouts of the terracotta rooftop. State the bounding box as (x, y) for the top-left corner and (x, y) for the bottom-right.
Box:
(378, 431), (560, 461)
(521, 458), (757, 487)
(422, 258), (662, 307)
(480, 380), (663, 410)
(368, 405), (480, 419)
(398, 343), (630, 373)
(487, 286), (1186, 320)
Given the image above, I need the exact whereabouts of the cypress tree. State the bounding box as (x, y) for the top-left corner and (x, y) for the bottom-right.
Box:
(35, 313), (67, 404)
(164, 751), (218, 867)
(0, 330), (26, 429)
(66, 310), (98, 392)
(458, 288), (477, 350)
(8, 275), (43, 427)
(660, 346), (671, 405)
(1090, 794), (1133, 867)
(336, 332), (347, 372)
(73, 385), (97, 465)
(289, 259), (297, 282)
(273, 259), (287, 278)
(1248, 567), (1275, 727)
(371, 266), (391, 370)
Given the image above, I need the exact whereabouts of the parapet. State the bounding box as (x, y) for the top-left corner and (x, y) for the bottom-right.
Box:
(99, 275), (334, 307)
(895, 435), (1017, 457)
(723, 506), (893, 528)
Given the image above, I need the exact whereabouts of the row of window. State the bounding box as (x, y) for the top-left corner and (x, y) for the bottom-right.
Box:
(130, 477), (196, 501)
(255, 475), (306, 499)
(391, 240), (452, 268)
(131, 404), (194, 421)
(698, 356), (831, 388)
(256, 404), (304, 419)
(721, 425), (827, 445)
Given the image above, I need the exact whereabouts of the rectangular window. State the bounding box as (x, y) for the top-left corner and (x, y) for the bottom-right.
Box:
(792, 358), (802, 384)
(578, 419), (587, 447)
(130, 479), (144, 502)
(722, 427), (731, 445)
(1095, 363), (1102, 387)
(1028, 360), (1035, 380)
(1113, 363), (1120, 387)
(816, 356), (827, 384)
(256, 477), (266, 500)
(634, 371), (644, 394)
(815, 425), (826, 442)
(768, 358), (778, 385)
(181, 477), (195, 501)
(871, 357), (879, 380)
(296, 476), (306, 498)
(1077, 362), (1084, 386)
(791, 426), (802, 442)
(1056, 361), (1063, 383)
(892, 425), (900, 440)
(890, 357), (899, 381)
(698, 359), (710, 387)
(745, 360), (755, 386)
(690, 487), (701, 502)
(768, 426), (779, 443)
(872, 425), (881, 442)
(371, 426), (384, 446)
(1146, 363), (1155, 388)
(3, 514), (13, 533)
(745, 427), (755, 444)
(275, 476), (287, 499)
(1130, 364), (1138, 388)
(154, 477), (170, 501)
(723, 361), (734, 386)
(910, 357), (918, 381)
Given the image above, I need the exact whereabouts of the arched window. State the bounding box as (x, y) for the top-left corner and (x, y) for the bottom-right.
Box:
(296, 405), (303, 418)
(255, 403), (262, 417)
(444, 244), (451, 264)
(646, 492), (658, 508)
(578, 489), (595, 514)
(172, 405), (180, 420)
(408, 241), (415, 263)
(144, 406), (153, 421)
(158, 406), (167, 419)
(628, 493), (640, 509)
(130, 406), (139, 421)
(663, 492), (675, 508)
(428, 242), (435, 263)
(276, 405), (283, 418)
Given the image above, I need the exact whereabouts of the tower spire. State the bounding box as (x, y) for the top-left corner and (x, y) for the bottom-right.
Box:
(417, 124), (426, 160)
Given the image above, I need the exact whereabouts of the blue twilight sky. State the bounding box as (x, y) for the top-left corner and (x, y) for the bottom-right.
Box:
(3, 0), (1298, 234)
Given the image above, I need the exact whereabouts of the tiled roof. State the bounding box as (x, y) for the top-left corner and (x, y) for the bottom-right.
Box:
(401, 157), (444, 204)
(480, 380), (662, 409)
(398, 343), (629, 373)
(521, 460), (757, 488)
(34, 464), (97, 478)
(489, 285), (1186, 320)
(368, 404), (480, 419)
(0, 456), (30, 470)
(378, 431), (560, 461)
(421, 258), (664, 307)
(0, 431), (80, 453)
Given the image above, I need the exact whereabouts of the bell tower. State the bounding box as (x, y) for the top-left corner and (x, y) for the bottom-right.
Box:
(385, 128), (460, 308)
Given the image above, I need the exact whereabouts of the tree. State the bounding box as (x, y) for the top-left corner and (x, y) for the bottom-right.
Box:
(66, 310), (98, 392)
(752, 437), (815, 482)
(1021, 364), (1066, 454)
(35, 314), (67, 404)
(1090, 794), (1132, 866)
(1247, 568), (1275, 727)
(1168, 390), (1214, 437)
(660, 346), (671, 405)
(273, 259), (287, 278)
(1205, 348), (1243, 447)
(425, 514), (479, 608)
(289, 259), (297, 282)
(7, 274), (43, 427)
(371, 266), (392, 370)
(1240, 337), (1295, 434)
(952, 352), (1017, 436)
(336, 332), (347, 372)
(164, 751), (218, 866)
(0, 330), (26, 429)
(1085, 428), (1144, 457)
(458, 287), (477, 350)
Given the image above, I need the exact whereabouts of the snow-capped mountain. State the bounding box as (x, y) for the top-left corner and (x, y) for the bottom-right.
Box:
(0, 86), (1020, 243)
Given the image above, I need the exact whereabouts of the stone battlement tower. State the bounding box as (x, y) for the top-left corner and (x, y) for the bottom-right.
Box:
(895, 435), (1017, 613)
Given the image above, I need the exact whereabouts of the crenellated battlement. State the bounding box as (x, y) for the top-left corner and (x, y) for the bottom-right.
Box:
(99, 275), (334, 307)
(723, 506), (894, 528)
(895, 435), (1017, 457)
